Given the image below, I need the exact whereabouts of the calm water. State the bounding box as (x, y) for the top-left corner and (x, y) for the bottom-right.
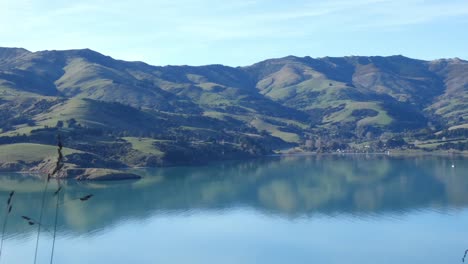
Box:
(0, 155), (467, 264)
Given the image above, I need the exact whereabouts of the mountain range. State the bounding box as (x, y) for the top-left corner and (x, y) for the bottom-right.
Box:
(0, 47), (467, 170)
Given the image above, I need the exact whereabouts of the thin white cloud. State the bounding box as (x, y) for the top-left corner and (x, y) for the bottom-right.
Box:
(348, 0), (468, 29)
(0, 0), (467, 65)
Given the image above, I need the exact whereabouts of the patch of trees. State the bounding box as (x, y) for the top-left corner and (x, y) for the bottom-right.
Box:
(437, 141), (468, 151)
(307, 104), (346, 121)
(382, 100), (426, 131)
(355, 125), (383, 139)
(0, 134), (29, 144)
(156, 142), (243, 165)
(237, 136), (270, 156)
(0, 116), (35, 132)
(65, 153), (126, 168)
(436, 128), (468, 139)
(385, 136), (407, 148)
(278, 124), (304, 134)
(351, 109), (379, 118)
(302, 137), (349, 152)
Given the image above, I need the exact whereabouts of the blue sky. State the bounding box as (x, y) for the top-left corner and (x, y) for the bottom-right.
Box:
(1, 0), (468, 66)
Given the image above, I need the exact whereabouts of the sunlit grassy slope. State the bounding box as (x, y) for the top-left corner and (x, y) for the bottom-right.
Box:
(0, 143), (81, 163)
(0, 47), (467, 155)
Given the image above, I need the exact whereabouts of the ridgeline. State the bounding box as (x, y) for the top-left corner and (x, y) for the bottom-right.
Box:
(0, 48), (467, 173)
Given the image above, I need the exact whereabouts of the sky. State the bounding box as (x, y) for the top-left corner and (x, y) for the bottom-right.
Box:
(1, 0), (468, 66)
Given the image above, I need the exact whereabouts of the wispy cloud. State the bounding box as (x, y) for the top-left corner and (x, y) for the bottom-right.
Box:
(0, 0), (467, 65)
(349, 0), (468, 29)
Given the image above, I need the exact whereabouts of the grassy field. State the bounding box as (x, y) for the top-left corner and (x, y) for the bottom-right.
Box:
(34, 98), (102, 128)
(123, 137), (164, 156)
(324, 101), (392, 126)
(0, 143), (82, 162)
(203, 111), (252, 123)
(449, 124), (468, 130)
(0, 125), (42, 136)
(414, 139), (468, 149)
(250, 118), (300, 143)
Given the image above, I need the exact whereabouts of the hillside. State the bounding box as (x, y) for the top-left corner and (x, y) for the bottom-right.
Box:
(0, 47), (467, 171)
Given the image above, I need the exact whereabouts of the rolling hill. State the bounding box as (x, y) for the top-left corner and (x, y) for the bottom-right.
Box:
(0, 47), (467, 170)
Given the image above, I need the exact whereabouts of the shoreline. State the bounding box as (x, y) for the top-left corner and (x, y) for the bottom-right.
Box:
(1, 150), (466, 175)
(273, 149), (468, 157)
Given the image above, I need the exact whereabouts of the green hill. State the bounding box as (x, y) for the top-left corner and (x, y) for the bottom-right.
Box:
(0, 47), (467, 170)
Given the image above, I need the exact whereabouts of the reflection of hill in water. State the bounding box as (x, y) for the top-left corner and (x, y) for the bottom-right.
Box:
(0, 155), (466, 236)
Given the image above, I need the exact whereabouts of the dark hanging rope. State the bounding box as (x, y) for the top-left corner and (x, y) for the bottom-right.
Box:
(34, 134), (63, 264)
(33, 173), (51, 264)
(0, 191), (15, 263)
(50, 188), (62, 264)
